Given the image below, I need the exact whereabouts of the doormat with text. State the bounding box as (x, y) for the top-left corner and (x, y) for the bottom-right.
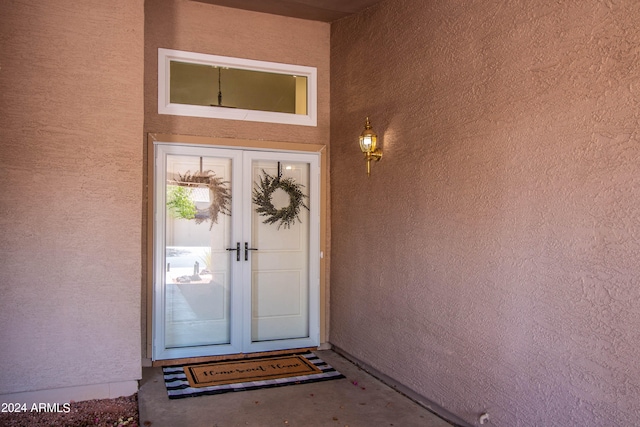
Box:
(163, 353), (344, 399)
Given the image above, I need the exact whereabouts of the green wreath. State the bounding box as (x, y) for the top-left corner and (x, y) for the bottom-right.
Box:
(252, 170), (309, 230)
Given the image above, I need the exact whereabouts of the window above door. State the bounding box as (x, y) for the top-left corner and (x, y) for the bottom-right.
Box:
(158, 48), (318, 127)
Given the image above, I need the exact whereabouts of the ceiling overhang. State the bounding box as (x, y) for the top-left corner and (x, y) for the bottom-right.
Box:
(192, 0), (385, 22)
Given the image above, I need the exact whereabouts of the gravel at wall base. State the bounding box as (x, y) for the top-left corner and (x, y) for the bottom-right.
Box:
(0, 395), (138, 427)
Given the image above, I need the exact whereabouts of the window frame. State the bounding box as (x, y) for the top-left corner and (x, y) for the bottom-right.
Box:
(158, 48), (318, 127)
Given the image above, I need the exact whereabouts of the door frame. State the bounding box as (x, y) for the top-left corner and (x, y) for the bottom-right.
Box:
(145, 133), (328, 361)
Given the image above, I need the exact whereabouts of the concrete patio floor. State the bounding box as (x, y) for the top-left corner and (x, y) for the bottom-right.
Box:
(138, 350), (456, 427)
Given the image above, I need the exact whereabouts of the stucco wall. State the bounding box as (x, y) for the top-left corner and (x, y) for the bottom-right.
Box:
(330, 1), (640, 426)
(0, 0), (144, 402)
(142, 0), (331, 357)
(144, 0), (330, 142)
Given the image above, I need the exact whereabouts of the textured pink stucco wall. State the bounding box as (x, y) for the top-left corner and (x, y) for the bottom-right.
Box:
(144, 0), (330, 144)
(0, 1), (144, 396)
(330, 1), (640, 425)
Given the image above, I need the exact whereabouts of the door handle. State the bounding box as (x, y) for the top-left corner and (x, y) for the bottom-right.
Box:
(226, 242), (241, 262)
(245, 242), (258, 261)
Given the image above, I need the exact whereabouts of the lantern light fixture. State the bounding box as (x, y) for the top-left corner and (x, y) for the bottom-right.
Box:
(359, 117), (382, 176)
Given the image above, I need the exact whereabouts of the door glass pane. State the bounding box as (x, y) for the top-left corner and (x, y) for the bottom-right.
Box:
(250, 160), (310, 342)
(170, 61), (307, 114)
(164, 154), (233, 348)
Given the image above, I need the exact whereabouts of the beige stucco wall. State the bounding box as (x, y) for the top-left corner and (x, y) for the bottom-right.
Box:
(0, 0), (144, 402)
(143, 1), (331, 356)
(144, 0), (330, 142)
(330, 1), (640, 426)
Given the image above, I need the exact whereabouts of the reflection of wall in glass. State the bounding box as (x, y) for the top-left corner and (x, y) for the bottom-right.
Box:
(170, 61), (307, 115)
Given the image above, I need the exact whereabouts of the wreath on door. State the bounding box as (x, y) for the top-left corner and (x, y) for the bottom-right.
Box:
(252, 170), (309, 230)
(168, 170), (231, 230)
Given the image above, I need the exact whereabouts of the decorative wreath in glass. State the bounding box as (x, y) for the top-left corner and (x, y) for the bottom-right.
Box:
(169, 170), (231, 230)
(252, 170), (309, 230)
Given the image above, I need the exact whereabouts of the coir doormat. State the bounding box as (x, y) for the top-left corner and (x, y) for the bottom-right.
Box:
(163, 353), (344, 399)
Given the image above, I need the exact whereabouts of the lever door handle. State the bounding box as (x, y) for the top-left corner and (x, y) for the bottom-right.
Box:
(245, 242), (258, 261)
(226, 242), (241, 262)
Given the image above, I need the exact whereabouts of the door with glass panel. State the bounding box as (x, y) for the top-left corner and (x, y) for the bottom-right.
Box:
(153, 144), (319, 360)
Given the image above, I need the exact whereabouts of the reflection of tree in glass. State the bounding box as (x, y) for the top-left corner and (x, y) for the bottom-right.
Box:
(166, 186), (197, 219)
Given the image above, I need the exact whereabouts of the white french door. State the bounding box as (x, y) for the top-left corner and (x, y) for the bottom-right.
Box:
(152, 143), (320, 360)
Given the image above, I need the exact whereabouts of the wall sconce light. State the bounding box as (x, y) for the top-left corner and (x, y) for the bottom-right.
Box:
(359, 117), (382, 176)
